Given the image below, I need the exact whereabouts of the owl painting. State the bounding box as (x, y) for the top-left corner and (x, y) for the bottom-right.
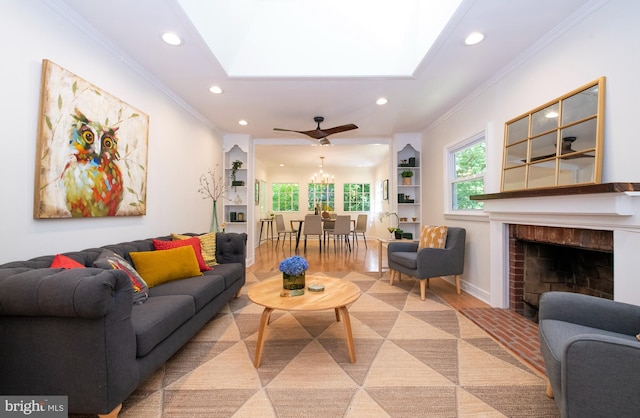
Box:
(61, 109), (124, 217)
(34, 60), (148, 218)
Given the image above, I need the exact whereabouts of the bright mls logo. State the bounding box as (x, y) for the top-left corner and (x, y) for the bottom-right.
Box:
(0, 396), (66, 417)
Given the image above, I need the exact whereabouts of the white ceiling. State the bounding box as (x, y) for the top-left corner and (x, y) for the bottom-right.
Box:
(52, 0), (595, 169)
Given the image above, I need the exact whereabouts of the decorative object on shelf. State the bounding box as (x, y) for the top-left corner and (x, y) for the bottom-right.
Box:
(237, 212), (244, 222)
(382, 179), (389, 200)
(233, 194), (243, 204)
(394, 228), (404, 239)
(311, 156), (334, 184)
(231, 160), (244, 189)
(199, 164), (228, 232)
(220, 222), (226, 233)
(401, 170), (414, 185)
(279, 255), (309, 297)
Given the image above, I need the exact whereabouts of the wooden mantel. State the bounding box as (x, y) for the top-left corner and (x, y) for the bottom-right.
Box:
(471, 183), (640, 201)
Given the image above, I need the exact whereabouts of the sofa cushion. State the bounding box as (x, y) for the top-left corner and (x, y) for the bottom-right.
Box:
(205, 262), (245, 289)
(50, 254), (85, 269)
(93, 249), (149, 304)
(131, 295), (195, 357)
(152, 238), (211, 272)
(172, 232), (218, 266)
(149, 275), (225, 312)
(130, 246), (202, 288)
(418, 225), (448, 249)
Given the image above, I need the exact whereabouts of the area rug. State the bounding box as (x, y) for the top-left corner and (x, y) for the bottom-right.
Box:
(106, 271), (559, 417)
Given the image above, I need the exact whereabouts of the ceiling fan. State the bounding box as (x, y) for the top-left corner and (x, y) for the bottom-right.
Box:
(528, 136), (595, 162)
(274, 116), (358, 145)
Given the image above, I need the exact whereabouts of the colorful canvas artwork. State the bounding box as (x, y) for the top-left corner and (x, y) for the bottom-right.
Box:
(34, 59), (148, 218)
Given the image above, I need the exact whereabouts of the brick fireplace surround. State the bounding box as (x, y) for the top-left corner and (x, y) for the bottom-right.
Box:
(463, 183), (640, 373)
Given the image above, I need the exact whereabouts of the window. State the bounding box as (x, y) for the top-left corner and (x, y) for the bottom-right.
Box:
(448, 134), (486, 211)
(272, 183), (299, 212)
(343, 183), (370, 212)
(308, 183), (335, 211)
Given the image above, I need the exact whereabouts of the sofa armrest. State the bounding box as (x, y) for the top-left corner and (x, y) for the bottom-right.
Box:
(0, 267), (133, 318)
(0, 267), (138, 414)
(562, 335), (640, 417)
(539, 292), (640, 336)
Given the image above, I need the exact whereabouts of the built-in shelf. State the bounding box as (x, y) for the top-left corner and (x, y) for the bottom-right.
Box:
(396, 144), (421, 239)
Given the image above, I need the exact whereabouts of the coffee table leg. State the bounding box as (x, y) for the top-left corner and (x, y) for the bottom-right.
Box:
(254, 307), (274, 368)
(337, 306), (356, 363)
(334, 307), (341, 322)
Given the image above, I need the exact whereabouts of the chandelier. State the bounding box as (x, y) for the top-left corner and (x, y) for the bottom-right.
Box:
(311, 156), (334, 184)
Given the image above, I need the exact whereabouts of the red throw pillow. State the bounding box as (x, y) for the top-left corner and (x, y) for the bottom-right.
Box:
(152, 238), (212, 271)
(50, 254), (85, 269)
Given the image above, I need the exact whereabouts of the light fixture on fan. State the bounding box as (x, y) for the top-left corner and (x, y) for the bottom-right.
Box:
(311, 156), (334, 184)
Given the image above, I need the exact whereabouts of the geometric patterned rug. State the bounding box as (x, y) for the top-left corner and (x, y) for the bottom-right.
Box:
(93, 271), (560, 417)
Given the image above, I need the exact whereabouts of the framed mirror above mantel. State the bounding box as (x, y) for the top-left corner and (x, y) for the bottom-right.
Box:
(501, 77), (605, 192)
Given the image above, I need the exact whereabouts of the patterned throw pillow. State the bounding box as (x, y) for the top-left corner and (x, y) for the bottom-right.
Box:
(418, 225), (448, 249)
(50, 254), (85, 269)
(93, 249), (149, 304)
(153, 238), (211, 271)
(171, 232), (217, 266)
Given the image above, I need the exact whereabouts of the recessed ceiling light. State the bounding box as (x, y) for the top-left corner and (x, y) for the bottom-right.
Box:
(238, 120), (248, 126)
(279, 164), (285, 167)
(464, 32), (484, 46)
(376, 97), (388, 105)
(161, 32), (183, 46)
(209, 85), (223, 94)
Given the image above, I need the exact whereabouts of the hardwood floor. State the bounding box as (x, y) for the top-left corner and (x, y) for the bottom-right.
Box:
(248, 236), (490, 311)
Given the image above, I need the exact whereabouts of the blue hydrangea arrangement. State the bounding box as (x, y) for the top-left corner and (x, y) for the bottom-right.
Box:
(279, 255), (309, 276)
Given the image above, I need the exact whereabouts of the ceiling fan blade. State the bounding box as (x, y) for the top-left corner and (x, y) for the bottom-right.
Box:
(273, 118), (358, 141)
(320, 123), (358, 137)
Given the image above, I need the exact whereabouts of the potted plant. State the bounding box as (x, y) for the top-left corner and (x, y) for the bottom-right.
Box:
(231, 160), (244, 188)
(401, 170), (414, 185)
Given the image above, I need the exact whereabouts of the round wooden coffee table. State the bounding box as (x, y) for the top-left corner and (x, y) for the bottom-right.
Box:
(248, 275), (361, 368)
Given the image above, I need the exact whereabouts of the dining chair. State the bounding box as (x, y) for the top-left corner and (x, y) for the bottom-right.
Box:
(274, 214), (296, 248)
(303, 214), (323, 251)
(327, 215), (352, 251)
(351, 214), (368, 248)
(322, 218), (335, 245)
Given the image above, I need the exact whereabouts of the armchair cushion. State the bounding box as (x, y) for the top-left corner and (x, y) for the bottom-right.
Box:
(418, 225), (448, 249)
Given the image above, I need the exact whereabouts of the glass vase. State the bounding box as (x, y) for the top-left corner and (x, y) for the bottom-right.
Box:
(281, 272), (305, 297)
(210, 200), (219, 233)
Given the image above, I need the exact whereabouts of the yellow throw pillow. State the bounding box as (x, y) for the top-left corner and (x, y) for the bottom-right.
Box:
(130, 246), (203, 288)
(418, 225), (448, 249)
(172, 232), (218, 266)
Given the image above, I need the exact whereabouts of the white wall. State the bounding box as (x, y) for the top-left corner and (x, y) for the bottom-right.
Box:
(0, 1), (222, 263)
(421, 0), (640, 304)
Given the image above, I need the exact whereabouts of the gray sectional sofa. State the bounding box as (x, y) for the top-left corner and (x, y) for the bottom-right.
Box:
(0, 232), (246, 417)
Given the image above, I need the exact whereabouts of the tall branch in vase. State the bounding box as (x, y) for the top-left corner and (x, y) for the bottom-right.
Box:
(198, 164), (229, 232)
